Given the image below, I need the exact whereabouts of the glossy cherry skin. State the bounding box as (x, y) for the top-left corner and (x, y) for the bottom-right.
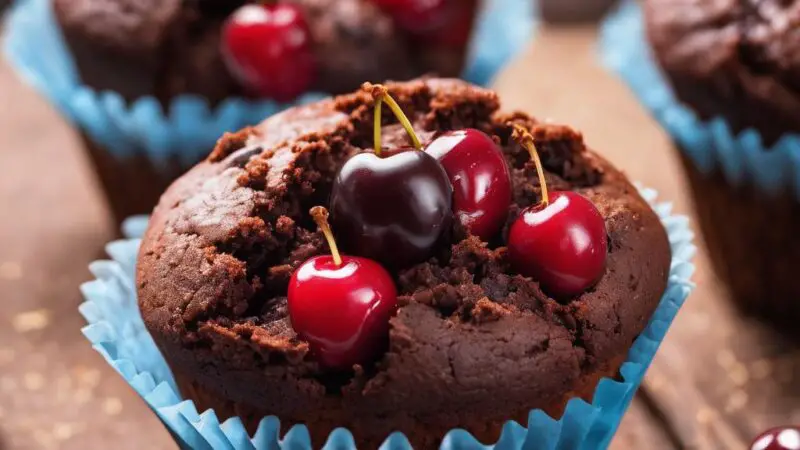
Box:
(222, 3), (316, 102)
(426, 129), (511, 240)
(751, 427), (800, 450)
(330, 150), (453, 268)
(288, 255), (398, 370)
(508, 191), (608, 297)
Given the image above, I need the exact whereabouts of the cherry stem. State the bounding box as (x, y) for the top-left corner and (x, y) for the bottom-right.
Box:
(364, 83), (422, 156)
(512, 124), (549, 207)
(310, 206), (342, 266)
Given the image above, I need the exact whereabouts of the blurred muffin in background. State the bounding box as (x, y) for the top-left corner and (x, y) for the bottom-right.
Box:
(602, 0), (800, 327)
(54, 0), (478, 109)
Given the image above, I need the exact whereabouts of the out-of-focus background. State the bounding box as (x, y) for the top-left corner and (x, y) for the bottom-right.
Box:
(1, 2), (798, 449)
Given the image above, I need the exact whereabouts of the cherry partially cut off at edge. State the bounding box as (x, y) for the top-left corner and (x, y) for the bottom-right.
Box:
(288, 207), (398, 370)
(506, 125), (608, 298)
(751, 427), (800, 450)
(222, 3), (316, 102)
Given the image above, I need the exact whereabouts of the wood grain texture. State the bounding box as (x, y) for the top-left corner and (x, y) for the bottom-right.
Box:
(1, 19), (797, 450)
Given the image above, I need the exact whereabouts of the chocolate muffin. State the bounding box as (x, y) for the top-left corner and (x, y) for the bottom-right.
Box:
(53, 0), (475, 107)
(645, 0), (800, 146)
(136, 78), (671, 448)
(644, 0), (800, 323)
(51, 0), (478, 224)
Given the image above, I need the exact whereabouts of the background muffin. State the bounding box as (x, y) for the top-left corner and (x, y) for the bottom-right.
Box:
(53, 0), (475, 107)
(602, 0), (800, 327)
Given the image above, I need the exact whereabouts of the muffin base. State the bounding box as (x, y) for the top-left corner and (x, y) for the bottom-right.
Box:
(172, 354), (627, 450)
(679, 152), (800, 328)
(81, 135), (187, 226)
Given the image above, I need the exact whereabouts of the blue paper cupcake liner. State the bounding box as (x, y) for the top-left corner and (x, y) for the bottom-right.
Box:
(3, 0), (535, 167)
(599, 1), (800, 199)
(79, 186), (695, 450)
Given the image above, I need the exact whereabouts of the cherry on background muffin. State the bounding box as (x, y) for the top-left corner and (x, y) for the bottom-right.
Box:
(45, 0), (479, 224)
(638, 0), (800, 325)
(136, 78), (671, 448)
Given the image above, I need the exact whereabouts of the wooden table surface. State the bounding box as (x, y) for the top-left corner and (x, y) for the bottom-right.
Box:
(1, 19), (798, 450)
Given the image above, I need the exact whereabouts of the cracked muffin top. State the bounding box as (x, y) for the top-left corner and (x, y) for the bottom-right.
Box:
(645, 0), (800, 144)
(136, 78), (671, 442)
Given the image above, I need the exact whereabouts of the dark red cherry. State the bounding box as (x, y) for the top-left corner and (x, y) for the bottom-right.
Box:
(330, 84), (453, 268)
(508, 191), (607, 297)
(751, 427), (800, 450)
(222, 3), (316, 102)
(288, 255), (397, 370)
(426, 129), (511, 240)
(370, 0), (454, 34)
(330, 150), (453, 268)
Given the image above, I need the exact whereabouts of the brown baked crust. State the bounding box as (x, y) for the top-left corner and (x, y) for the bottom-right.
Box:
(644, 0), (800, 145)
(52, 0), (476, 108)
(136, 78), (671, 448)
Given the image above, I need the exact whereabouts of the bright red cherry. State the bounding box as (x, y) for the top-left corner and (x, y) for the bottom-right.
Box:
(426, 129), (511, 240)
(288, 207), (398, 370)
(222, 3), (316, 102)
(751, 427), (800, 450)
(507, 126), (608, 297)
